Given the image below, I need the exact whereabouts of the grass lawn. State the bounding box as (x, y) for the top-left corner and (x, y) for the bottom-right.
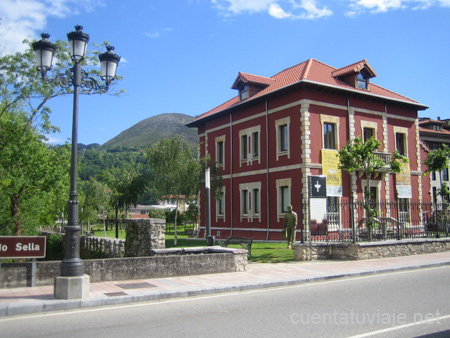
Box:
(90, 224), (294, 263)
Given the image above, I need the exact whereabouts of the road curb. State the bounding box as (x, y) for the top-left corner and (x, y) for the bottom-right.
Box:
(2, 259), (450, 317)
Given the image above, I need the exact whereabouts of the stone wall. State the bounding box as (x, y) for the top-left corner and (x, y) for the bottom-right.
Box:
(293, 238), (450, 261)
(124, 218), (165, 257)
(0, 247), (248, 288)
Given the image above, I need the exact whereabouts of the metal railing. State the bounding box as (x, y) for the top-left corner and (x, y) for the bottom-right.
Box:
(80, 236), (125, 258)
(309, 200), (450, 242)
(374, 151), (392, 166)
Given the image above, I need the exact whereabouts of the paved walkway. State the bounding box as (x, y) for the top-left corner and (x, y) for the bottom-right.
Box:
(1, 251), (450, 317)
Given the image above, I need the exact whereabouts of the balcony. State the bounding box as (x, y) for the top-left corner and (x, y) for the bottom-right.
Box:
(374, 151), (392, 166)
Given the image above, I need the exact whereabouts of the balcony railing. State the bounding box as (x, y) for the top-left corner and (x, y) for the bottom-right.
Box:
(374, 151), (391, 166)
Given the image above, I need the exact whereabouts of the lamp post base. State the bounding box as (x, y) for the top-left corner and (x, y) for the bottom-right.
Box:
(54, 274), (90, 300)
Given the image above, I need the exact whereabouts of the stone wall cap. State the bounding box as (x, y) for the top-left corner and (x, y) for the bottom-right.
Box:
(150, 246), (247, 256)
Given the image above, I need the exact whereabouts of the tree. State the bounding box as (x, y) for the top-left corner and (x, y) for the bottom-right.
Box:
(101, 164), (147, 238)
(81, 177), (109, 233)
(146, 136), (201, 246)
(338, 137), (408, 240)
(424, 144), (450, 232)
(0, 110), (71, 235)
(424, 144), (450, 205)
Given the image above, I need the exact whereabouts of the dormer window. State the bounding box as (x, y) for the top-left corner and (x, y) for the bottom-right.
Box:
(232, 72), (275, 102)
(332, 60), (376, 91)
(240, 85), (249, 101)
(357, 73), (367, 90)
(432, 124), (442, 131)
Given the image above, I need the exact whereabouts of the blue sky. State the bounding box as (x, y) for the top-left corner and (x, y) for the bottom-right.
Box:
(1, 0), (449, 145)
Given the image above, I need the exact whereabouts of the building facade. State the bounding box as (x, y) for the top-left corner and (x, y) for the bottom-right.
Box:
(419, 118), (450, 205)
(187, 59), (428, 241)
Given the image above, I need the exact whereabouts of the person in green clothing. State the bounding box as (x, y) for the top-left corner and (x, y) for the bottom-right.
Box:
(284, 205), (298, 249)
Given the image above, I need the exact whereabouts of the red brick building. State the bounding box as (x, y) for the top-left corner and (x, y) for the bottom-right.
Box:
(187, 59), (428, 241)
(419, 118), (450, 205)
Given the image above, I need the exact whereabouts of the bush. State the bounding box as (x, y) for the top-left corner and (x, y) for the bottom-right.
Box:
(44, 234), (64, 261)
(148, 209), (166, 219)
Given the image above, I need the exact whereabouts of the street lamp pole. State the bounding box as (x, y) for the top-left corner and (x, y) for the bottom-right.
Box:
(33, 25), (120, 298)
(63, 50), (83, 277)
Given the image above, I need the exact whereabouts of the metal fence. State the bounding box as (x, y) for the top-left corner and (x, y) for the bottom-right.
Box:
(309, 199), (450, 242)
(80, 236), (125, 258)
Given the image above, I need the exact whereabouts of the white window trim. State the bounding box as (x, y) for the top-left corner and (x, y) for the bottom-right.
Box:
(239, 182), (262, 222)
(326, 197), (341, 232)
(215, 135), (226, 170)
(216, 186), (226, 222)
(276, 178), (292, 222)
(321, 115), (340, 150)
(239, 126), (261, 166)
(393, 126), (409, 156)
(275, 117), (290, 160)
(360, 120), (378, 141)
(361, 180), (381, 222)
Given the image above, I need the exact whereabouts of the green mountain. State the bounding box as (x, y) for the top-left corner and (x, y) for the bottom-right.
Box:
(102, 113), (197, 149)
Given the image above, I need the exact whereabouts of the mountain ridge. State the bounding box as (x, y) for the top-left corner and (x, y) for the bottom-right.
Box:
(101, 113), (197, 149)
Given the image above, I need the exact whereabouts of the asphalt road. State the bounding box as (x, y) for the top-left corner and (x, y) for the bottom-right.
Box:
(1, 266), (450, 338)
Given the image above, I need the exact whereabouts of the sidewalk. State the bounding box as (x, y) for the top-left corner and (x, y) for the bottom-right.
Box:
(1, 251), (450, 317)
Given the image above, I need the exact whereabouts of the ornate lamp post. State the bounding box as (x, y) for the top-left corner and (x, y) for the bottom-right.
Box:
(33, 26), (120, 299)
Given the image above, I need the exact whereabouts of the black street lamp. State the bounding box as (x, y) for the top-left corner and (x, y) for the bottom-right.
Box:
(33, 25), (120, 298)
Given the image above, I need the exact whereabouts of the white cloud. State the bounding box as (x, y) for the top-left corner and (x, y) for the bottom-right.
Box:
(212, 0), (449, 18)
(0, 0), (104, 54)
(212, 0), (273, 14)
(347, 0), (450, 15)
(269, 3), (293, 18)
(293, 0), (333, 19)
(45, 135), (66, 144)
(145, 31), (160, 38)
(212, 0), (332, 19)
(145, 28), (173, 39)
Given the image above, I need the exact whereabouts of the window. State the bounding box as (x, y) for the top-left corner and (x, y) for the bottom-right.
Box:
(279, 124), (288, 152)
(239, 182), (262, 221)
(215, 136), (225, 169)
(327, 197), (340, 231)
(253, 188), (260, 214)
(357, 73), (367, 90)
(432, 171), (436, 181)
(218, 192), (225, 215)
(217, 141), (224, 164)
(240, 85), (249, 101)
(216, 187), (226, 221)
(396, 133), (406, 156)
(276, 178), (291, 220)
(443, 168), (449, 182)
(363, 127), (374, 142)
(398, 198), (410, 223)
(280, 186), (289, 213)
(323, 123), (336, 149)
(252, 131), (259, 158)
(242, 189), (249, 215)
(240, 126), (261, 165)
(241, 134), (248, 160)
(275, 117), (290, 160)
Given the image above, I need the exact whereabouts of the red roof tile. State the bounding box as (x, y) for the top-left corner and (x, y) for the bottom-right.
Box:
(419, 126), (450, 136)
(191, 59), (425, 124)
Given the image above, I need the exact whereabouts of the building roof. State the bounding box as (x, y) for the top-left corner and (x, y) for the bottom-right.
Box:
(419, 119), (450, 138)
(187, 59), (427, 127)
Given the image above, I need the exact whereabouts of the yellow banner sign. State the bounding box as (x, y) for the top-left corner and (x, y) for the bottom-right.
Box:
(396, 161), (412, 198)
(321, 149), (342, 197)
